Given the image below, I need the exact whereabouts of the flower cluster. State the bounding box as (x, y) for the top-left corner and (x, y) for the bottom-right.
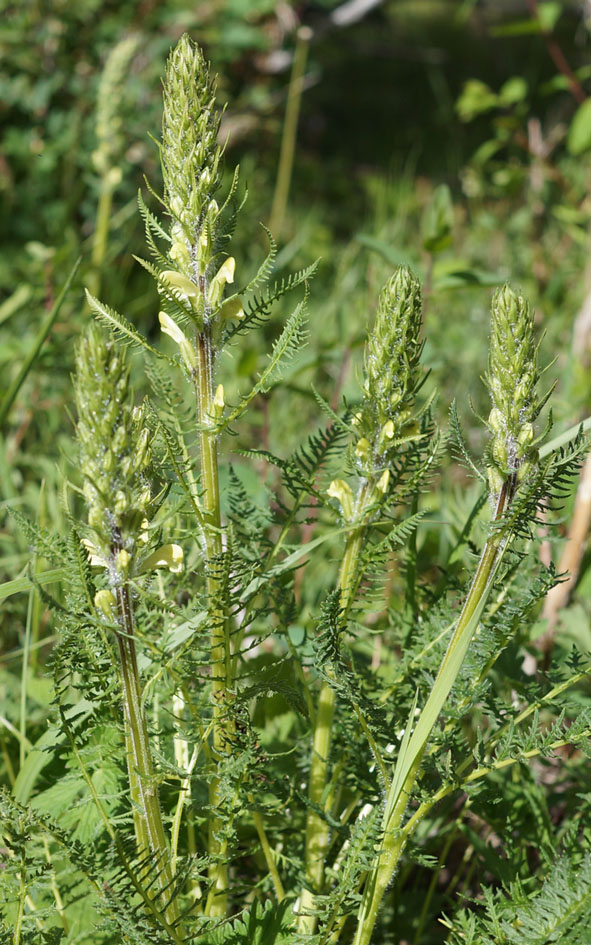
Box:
(157, 34), (243, 377)
(161, 35), (222, 294)
(354, 267), (424, 479)
(485, 285), (544, 497)
(92, 35), (139, 186)
(75, 327), (180, 586)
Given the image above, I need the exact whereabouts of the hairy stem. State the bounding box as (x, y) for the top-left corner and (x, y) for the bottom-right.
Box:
(195, 327), (231, 917)
(115, 584), (179, 926)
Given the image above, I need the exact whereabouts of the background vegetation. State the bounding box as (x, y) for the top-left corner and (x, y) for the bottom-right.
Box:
(1, 1), (591, 943)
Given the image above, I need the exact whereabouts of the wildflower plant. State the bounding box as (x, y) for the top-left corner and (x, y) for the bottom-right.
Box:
(4, 32), (591, 945)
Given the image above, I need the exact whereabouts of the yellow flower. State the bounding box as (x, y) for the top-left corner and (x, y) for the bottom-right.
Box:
(159, 311), (197, 371)
(327, 479), (354, 520)
(209, 257), (235, 308)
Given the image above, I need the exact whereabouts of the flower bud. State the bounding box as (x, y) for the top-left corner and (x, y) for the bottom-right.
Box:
(75, 326), (156, 584)
(355, 267), (424, 479)
(484, 285), (542, 498)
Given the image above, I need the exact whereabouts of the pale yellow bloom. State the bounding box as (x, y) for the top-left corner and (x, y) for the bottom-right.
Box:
(327, 479), (354, 520)
(209, 256), (235, 308)
(159, 311), (197, 371)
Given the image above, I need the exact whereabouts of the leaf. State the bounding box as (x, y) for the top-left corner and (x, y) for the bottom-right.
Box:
(221, 290), (309, 427)
(85, 291), (168, 359)
(244, 224), (277, 292)
(422, 184), (453, 254)
(0, 256), (81, 429)
(567, 99), (591, 156)
(538, 416), (591, 459)
(498, 76), (528, 106)
(355, 233), (416, 268)
(456, 79), (499, 122)
(385, 535), (508, 827)
(240, 527), (349, 601)
(449, 399), (486, 482)
(537, 1), (562, 32)
(431, 261), (501, 291)
(13, 727), (65, 804)
(0, 568), (67, 601)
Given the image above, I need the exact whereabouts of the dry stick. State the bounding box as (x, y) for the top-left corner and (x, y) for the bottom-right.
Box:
(539, 451), (591, 653)
(538, 255), (591, 659)
(525, 0), (587, 104)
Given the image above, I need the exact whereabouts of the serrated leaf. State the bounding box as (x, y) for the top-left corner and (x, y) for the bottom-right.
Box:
(85, 291), (168, 359)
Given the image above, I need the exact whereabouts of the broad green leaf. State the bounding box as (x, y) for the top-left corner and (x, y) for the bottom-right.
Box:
(355, 233), (416, 268)
(13, 727), (65, 804)
(538, 417), (591, 459)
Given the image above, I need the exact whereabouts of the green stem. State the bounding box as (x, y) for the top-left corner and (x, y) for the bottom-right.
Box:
(353, 756), (422, 945)
(352, 480), (514, 945)
(115, 584), (179, 926)
(19, 590), (33, 771)
(269, 26), (311, 239)
(250, 799), (286, 903)
(0, 257), (81, 431)
(195, 327), (231, 918)
(298, 482), (372, 934)
(87, 182), (114, 299)
(13, 821), (26, 945)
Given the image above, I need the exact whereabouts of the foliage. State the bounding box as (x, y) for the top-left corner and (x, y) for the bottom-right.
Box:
(1, 5), (591, 945)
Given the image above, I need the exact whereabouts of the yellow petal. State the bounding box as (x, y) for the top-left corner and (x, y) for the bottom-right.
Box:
(82, 539), (106, 568)
(115, 548), (131, 577)
(159, 312), (197, 371)
(327, 479), (354, 520)
(377, 469), (390, 494)
(94, 589), (117, 622)
(355, 437), (371, 460)
(215, 257), (235, 285)
(160, 270), (200, 300)
(209, 257), (236, 308)
(141, 543), (184, 574)
(213, 384), (225, 419)
(219, 296), (245, 321)
(159, 311), (185, 345)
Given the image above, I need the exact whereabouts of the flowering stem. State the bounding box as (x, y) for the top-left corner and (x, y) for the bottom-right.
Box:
(352, 479), (514, 945)
(298, 481), (372, 934)
(115, 584), (179, 926)
(194, 327), (231, 917)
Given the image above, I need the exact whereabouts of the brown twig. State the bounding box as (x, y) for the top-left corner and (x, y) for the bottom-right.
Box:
(525, 0), (587, 104)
